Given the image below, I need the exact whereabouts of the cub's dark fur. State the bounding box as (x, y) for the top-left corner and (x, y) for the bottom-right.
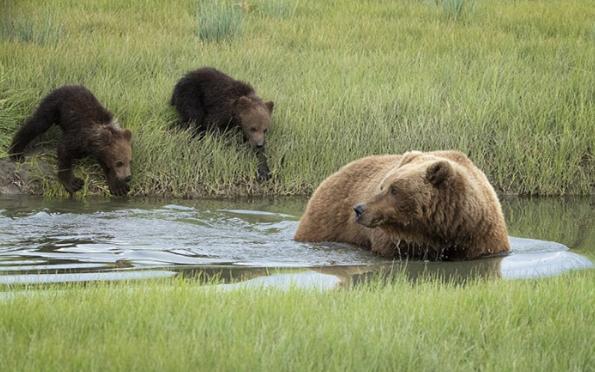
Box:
(9, 85), (133, 196)
(170, 67), (274, 181)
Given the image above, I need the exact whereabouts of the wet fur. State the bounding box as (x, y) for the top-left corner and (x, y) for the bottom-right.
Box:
(294, 151), (510, 260)
(9, 85), (132, 196)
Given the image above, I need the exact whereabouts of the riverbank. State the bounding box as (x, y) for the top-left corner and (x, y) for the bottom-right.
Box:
(1, 0), (593, 197)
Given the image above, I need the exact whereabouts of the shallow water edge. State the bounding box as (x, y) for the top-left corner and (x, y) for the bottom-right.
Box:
(0, 196), (592, 289)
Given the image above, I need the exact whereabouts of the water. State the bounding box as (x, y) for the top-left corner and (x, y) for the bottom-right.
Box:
(0, 196), (592, 289)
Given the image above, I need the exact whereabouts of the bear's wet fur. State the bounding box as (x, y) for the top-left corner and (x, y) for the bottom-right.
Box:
(295, 150), (510, 261)
(9, 85), (133, 196)
(170, 67), (274, 181)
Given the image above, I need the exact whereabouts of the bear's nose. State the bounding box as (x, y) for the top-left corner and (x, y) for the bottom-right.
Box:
(124, 175), (132, 183)
(256, 142), (265, 149)
(353, 204), (366, 219)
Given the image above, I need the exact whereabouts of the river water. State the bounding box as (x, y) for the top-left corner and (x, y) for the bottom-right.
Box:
(0, 196), (592, 289)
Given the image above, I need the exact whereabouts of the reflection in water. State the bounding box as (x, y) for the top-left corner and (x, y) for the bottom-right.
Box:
(216, 272), (342, 291)
(0, 196), (592, 289)
(502, 197), (595, 253)
(0, 270), (176, 285)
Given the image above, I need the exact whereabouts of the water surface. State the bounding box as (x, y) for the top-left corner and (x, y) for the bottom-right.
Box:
(0, 196), (592, 289)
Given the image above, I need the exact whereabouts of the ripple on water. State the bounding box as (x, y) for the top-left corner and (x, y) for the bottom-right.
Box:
(0, 197), (592, 287)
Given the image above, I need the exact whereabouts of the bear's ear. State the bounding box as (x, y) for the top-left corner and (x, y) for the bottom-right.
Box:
(398, 151), (422, 167)
(234, 96), (252, 110)
(265, 101), (274, 113)
(426, 161), (453, 187)
(97, 127), (113, 145)
(122, 129), (132, 141)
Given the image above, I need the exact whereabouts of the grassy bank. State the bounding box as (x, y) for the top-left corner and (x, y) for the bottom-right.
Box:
(1, 271), (593, 371)
(0, 0), (593, 197)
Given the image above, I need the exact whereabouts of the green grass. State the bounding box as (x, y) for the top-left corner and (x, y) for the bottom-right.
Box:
(0, 2), (64, 45)
(438, 0), (474, 20)
(0, 0), (593, 197)
(197, 1), (243, 42)
(253, 0), (301, 18)
(0, 271), (593, 371)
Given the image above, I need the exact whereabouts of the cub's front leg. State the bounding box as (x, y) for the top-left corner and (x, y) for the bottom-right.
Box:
(57, 144), (84, 195)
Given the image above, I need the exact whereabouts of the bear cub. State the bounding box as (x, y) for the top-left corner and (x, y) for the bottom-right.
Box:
(295, 150), (510, 260)
(170, 67), (274, 181)
(9, 85), (133, 196)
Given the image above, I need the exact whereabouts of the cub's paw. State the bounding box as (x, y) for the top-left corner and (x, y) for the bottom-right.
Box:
(109, 181), (130, 197)
(64, 177), (84, 194)
(9, 153), (25, 162)
(256, 166), (271, 182)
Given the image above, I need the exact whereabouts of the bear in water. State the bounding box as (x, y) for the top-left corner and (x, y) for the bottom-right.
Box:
(295, 150), (510, 260)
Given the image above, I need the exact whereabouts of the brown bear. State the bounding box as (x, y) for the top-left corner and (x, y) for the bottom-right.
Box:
(8, 85), (133, 196)
(170, 67), (274, 181)
(294, 150), (510, 260)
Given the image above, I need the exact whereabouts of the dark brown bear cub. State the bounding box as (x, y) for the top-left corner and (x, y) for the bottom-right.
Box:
(170, 67), (274, 181)
(9, 85), (133, 196)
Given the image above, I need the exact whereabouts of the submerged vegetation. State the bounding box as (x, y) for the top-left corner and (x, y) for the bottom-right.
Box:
(0, 0), (593, 197)
(1, 271), (593, 371)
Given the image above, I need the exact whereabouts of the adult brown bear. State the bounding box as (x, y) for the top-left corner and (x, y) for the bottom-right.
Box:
(170, 67), (274, 181)
(295, 150), (510, 260)
(9, 85), (133, 196)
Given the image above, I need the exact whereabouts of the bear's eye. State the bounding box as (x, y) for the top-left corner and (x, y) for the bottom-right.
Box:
(390, 186), (398, 196)
(115, 161), (124, 168)
(250, 128), (257, 132)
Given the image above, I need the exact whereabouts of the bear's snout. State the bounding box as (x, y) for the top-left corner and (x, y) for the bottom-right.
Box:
(353, 203), (366, 220)
(252, 135), (265, 148)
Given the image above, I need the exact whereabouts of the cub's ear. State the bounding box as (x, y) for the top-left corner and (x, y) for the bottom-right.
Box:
(97, 127), (113, 145)
(95, 125), (117, 143)
(265, 101), (274, 113)
(122, 129), (132, 141)
(234, 96), (252, 110)
(426, 160), (453, 187)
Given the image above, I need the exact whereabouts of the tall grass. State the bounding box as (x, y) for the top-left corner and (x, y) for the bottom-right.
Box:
(0, 271), (593, 371)
(0, 2), (64, 45)
(197, 0), (243, 42)
(0, 0), (593, 197)
(253, 0), (300, 18)
(439, 0), (473, 20)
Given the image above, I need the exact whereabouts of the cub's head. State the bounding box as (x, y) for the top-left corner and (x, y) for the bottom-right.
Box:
(97, 125), (133, 196)
(353, 151), (466, 230)
(234, 96), (274, 148)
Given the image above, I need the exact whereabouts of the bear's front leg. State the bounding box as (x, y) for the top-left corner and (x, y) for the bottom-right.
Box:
(57, 145), (84, 194)
(108, 179), (130, 197)
(256, 148), (271, 182)
(191, 124), (208, 138)
(369, 231), (403, 258)
(103, 169), (130, 197)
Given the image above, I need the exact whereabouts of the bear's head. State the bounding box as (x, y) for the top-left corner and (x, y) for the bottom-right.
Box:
(353, 151), (469, 237)
(96, 125), (133, 196)
(234, 96), (274, 148)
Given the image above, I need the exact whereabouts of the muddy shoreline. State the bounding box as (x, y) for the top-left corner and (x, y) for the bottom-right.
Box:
(1, 156), (593, 198)
(0, 157), (49, 195)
